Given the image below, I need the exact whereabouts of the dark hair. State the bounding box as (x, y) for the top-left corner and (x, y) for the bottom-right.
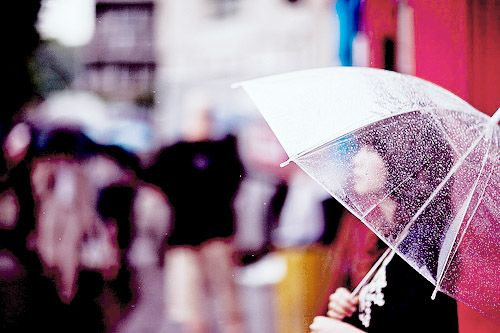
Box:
(98, 144), (142, 176)
(96, 184), (136, 250)
(33, 126), (97, 160)
(356, 111), (454, 278)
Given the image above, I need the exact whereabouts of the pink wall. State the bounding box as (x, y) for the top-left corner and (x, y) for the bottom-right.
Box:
(365, 1), (499, 332)
(411, 0), (499, 116)
(363, 0), (397, 69)
(468, 0), (500, 115)
(411, 0), (470, 102)
(410, 1), (499, 332)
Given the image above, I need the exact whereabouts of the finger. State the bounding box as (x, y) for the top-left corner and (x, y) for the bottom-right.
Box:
(333, 287), (351, 297)
(329, 288), (344, 300)
(328, 301), (351, 317)
(310, 316), (330, 328)
(330, 301), (357, 317)
(329, 299), (357, 313)
(309, 317), (321, 331)
(329, 292), (358, 312)
(350, 295), (359, 306)
(331, 288), (358, 305)
(327, 310), (344, 319)
(329, 296), (357, 314)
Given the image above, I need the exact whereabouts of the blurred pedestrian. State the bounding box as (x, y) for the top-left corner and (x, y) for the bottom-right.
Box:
(145, 93), (244, 333)
(31, 126), (96, 303)
(93, 145), (143, 329)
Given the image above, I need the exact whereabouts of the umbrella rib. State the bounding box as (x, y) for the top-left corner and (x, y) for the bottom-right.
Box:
(392, 128), (489, 263)
(282, 107), (480, 167)
(281, 111), (418, 167)
(351, 247), (395, 296)
(432, 137), (495, 298)
(361, 172), (416, 218)
(432, 128), (497, 297)
(423, 108), (490, 157)
(424, 109), (462, 155)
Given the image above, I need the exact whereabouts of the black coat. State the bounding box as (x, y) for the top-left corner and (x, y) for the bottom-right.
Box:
(145, 135), (244, 246)
(346, 255), (458, 333)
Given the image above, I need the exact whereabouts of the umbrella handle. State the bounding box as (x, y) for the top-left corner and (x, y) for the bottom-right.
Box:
(351, 247), (395, 297)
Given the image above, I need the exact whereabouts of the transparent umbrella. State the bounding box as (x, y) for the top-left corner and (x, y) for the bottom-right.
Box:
(235, 67), (499, 319)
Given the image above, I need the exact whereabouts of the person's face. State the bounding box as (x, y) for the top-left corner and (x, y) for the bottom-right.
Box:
(352, 146), (388, 195)
(182, 107), (213, 142)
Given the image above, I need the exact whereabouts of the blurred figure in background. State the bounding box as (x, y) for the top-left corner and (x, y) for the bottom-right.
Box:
(31, 127), (96, 303)
(114, 183), (170, 333)
(1, 123), (106, 332)
(145, 92), (245, 333)
(0, 2), (41, 329)
(1, 111), (146, 332)
(30, 126), (119, 333)
(0, 122), (34, 333)
(92, 144), (143, 329)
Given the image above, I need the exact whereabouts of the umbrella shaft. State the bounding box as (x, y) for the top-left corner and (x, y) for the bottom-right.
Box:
(351, 247), (395, 297)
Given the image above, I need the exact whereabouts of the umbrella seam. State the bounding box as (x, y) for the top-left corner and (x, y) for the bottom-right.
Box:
(285, 107), (483, 166)
(361, 172), (416, 219)
(395, 128), (488, 244)
(433, 127), (497, 296)
(384, 127), (490, 290)
(284, 109), (431, 165)
(424, 109), (462, 155)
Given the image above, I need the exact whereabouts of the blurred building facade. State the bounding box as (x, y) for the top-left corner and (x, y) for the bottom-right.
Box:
(365, 0), (499, 117)
(80, 0), (155, 103)
(153, 0), (335, 142)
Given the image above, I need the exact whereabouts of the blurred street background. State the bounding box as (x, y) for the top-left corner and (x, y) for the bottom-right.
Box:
(1, 0), (499, 332)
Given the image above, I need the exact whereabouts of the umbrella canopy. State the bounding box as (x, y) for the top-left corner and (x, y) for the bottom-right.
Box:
(236, 67), (499, 319)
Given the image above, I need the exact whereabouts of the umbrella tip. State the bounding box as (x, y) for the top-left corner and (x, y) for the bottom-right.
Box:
(431, 287), (438, 300)
(491, 108), (500, 125)
(280, 159), (292, 168)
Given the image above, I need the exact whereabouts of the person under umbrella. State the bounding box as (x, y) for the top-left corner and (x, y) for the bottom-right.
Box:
(310, 112), (458, 333)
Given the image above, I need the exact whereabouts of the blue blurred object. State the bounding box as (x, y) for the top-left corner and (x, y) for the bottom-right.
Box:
(86, 118), (153, 153)
(335, 0), (361, 66)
